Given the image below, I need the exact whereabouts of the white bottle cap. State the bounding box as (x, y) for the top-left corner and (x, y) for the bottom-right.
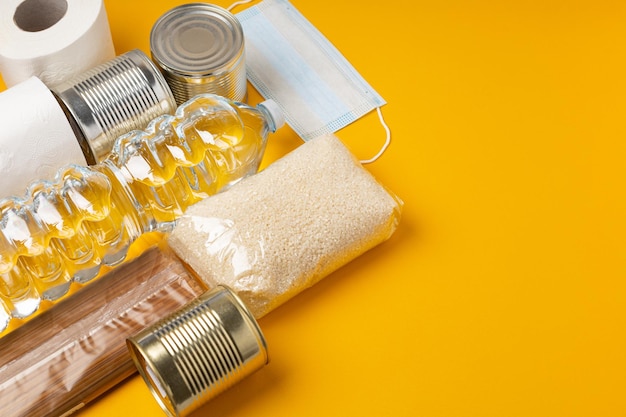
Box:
(258, 99), (285, 131)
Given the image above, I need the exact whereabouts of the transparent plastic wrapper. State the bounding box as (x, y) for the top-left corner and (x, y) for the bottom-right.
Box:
(0, 244), (205, 417)
(168, 134), (403, 318)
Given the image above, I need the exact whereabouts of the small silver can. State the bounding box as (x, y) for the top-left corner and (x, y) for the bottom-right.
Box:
(150, 3), (247, 105)
(127, 285), (268, 417)
(53, 49), (176, 164)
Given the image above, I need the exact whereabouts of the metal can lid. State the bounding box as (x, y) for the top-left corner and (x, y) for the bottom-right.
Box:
(151, 3), (244, 78)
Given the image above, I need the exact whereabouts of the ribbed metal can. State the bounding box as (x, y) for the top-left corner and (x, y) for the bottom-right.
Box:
(150, 3), (247, 105)
(127, 286), (269, 417)
(53, 49), (176, 164)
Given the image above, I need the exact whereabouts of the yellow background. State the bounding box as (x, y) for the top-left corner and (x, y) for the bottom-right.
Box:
(2, 0), (626, 416)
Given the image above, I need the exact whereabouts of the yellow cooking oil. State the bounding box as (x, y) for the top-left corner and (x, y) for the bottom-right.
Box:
(0, 94), (283, 327)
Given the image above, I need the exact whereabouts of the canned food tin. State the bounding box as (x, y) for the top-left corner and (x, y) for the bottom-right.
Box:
(150, 3), (247, 105)
(53, 49), (176, 164)
(127, 286), (268, 417)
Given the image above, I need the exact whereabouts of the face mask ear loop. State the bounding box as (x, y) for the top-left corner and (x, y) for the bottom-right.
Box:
(227, 0), (255, 12)
(360, 107), (391, 164)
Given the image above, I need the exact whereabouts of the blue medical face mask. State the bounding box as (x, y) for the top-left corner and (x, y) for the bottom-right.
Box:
(235, 0), (387, 143)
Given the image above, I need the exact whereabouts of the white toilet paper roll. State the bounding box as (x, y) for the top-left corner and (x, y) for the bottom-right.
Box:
(0, 0), (115, 88)
(0, 77), (85, 199)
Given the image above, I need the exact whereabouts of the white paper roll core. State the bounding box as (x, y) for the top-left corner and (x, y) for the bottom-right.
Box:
(0, 0), (115, 88)
(0, 77), (85, 199)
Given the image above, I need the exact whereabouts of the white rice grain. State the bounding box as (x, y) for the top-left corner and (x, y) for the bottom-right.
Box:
(168, 134), (402, 318)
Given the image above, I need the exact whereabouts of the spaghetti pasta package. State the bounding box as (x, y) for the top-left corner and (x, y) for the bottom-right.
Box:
(0, 246), (205, 417)
(168, 134), (403, 318)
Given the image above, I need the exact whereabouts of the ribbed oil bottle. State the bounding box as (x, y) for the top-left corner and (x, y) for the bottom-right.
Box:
(0, 94), (284, 330)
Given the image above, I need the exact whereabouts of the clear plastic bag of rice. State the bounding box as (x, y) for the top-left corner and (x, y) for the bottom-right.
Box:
(168, 134), (403, 318)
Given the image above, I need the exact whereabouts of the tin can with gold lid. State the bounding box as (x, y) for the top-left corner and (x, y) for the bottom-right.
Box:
(127, 285), (268, 417)
(150, 3), (247, 105)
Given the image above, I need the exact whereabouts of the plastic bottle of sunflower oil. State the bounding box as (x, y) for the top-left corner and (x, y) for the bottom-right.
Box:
(0, 94), (284, 330)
